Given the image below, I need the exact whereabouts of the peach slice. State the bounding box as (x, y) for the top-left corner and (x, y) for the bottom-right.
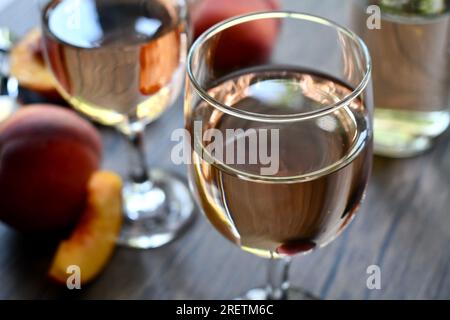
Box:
(48, 171), (123, 285)
(10, 28), (60, 98)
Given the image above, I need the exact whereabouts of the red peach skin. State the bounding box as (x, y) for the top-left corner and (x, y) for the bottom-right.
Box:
(0, 104), (102, 232)
(192, 0), (280, 71)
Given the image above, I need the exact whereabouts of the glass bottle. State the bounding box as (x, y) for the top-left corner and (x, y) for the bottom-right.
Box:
(353, 0), (450, 157)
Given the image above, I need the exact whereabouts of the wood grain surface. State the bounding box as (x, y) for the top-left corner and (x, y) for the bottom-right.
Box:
(0, 0), (449, 299)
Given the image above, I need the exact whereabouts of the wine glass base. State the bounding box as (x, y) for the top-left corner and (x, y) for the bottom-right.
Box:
(118, 169), (195, 249)
(236, 287), (319, 300)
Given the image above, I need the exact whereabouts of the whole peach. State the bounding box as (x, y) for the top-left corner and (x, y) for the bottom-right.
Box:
(192, 0), (280, 38)
(0, 105), (102, 232)
(192, 0), (280, 70)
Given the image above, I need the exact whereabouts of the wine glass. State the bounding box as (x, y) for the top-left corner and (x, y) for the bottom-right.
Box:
(185, 11), (373, 299)
(40, 0), (195, 249)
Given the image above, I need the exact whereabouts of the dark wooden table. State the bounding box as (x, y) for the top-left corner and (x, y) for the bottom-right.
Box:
(0, 0), (449, 300)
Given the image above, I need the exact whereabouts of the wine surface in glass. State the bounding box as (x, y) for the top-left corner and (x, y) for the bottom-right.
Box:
(42, 0), (186, 131)
(189, 67), (372, 258)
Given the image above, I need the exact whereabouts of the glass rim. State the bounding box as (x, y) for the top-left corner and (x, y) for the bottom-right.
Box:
(186, 11), (372, 123)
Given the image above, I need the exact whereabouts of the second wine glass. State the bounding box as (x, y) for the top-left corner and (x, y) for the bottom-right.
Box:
(41, 0), (195, 249)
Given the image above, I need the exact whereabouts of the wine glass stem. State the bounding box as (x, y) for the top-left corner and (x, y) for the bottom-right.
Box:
(266, 257), (292, 300)
(127, 127), (151, 184)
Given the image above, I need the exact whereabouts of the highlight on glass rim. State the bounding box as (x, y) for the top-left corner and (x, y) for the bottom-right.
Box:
(0, 0), (448, 307)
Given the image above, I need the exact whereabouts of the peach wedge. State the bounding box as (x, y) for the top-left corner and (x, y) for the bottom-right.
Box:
(49, 171), (123, 285)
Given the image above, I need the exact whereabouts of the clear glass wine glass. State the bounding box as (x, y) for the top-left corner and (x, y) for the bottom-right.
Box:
(39, 0), (195, 249)
(185, 11), (373, 299)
